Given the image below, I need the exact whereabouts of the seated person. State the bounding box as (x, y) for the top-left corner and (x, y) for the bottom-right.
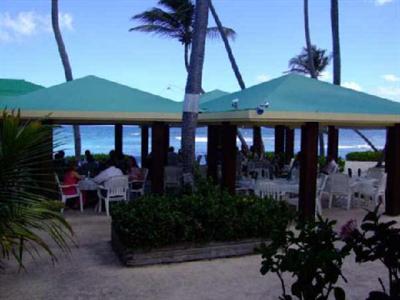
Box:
(54, 150), (67, 180)
(167, 146), (179, 166)
(127, 156), (144, 181)
(93, 160), (123, 185)
(62, 160), (85, 207)
(321, 155), (338, 175)
(79, 153), (98, 177)
(287, 152), (301, 180)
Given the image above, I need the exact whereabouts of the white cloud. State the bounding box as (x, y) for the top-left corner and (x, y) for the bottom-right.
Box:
(342, 81), (363, 92)
(382, 74), (400, 82)
(0, 11), (73, 43)
(375, 0), (394, 5)
(255, 74), (270, 83)
(319, 71), (332, 82)
(376, 86), (400, 100)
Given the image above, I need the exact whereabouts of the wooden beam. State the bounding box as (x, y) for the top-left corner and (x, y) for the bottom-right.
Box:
(114, 124), (123, 158)
(299, 122), (319, 219)
(151, 122), (167, 194)
(385, 124), (400, 215)
(285, 127), (295, 163)
(221, 123), (237, 195)
(207, 125), (221, 182)
(327, 126), (339, 160)
(275, 125), (285, 156)
(141, 125), (149, 167)
(253, 126), (263, 157)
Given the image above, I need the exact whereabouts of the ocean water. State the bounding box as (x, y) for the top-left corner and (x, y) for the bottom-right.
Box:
(54, 125), (386, 159)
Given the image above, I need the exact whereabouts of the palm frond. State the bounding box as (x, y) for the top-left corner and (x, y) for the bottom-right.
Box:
(0, 110), (74, 267)
(206, 26), (236, 41)
(287, 45), (331, 78)
(129, 24), (180, 39)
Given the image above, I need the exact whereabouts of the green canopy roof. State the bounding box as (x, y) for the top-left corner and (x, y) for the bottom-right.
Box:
(201, 74), (400, 115)
(1, 75), (182, 123)
(0, 79), (43, 97)
(200, 89), (228, 104)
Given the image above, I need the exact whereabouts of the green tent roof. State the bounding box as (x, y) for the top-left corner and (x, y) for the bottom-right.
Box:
(200, 74), (400, 115)
(200, 89), (228, 104)
(1, 75), (181, 114)
(0, 79), (43, 97)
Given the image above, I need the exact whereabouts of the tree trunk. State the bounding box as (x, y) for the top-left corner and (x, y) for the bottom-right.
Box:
(209, 0), (253, 153)
(304, 0), (317, 79)
(319, 130), (325, 157)
(330, 0), (378, 154)
(184, 42), (190, 73)
(51, 0), (81, 160)
(331, 0), (341, 85)
(181, 0), (209, 178)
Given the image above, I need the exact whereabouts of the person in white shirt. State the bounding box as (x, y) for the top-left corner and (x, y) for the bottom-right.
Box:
(93, 161), (123, 185)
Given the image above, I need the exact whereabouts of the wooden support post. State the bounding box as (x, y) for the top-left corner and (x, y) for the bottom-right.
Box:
(253, 126), (263, 157)
(285, 127), (295, 164)
(385, 124), (400, 216)
(114, 124), (123, 158)
(327, 126), (339, 160)
(151, 122), (167, 194)
(221, 123), (237, 195)
(141, 125), (149, 167)
(207, 125), (221, 182)
(164, 125), (170, 164)
(275, 125), (285, 156)
(299, 122), (319, 219)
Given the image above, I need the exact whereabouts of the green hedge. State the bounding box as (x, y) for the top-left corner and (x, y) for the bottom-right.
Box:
(345, 151), (383, 162)
(111, 180), (295, 250)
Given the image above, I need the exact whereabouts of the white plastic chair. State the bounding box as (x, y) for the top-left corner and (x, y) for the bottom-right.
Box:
(261, 182), (286, 201)
(129, 168), (148, 197)
(327, 173), (353, 210)
(55, 174), (83, 213)
(164, 166), (182, 190)
(316, 174), (328, 215)
(355, 174), (387, 206)
(366, 167), (385, 181)
(97, 176), (129, 217)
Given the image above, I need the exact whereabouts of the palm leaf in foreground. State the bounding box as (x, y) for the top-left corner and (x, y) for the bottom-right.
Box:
(0, 110), (73, 267)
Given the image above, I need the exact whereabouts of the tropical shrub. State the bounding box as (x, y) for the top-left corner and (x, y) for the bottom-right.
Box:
(111, 179), (295, 250)
(259, 216), (350, 300)
(318, 156), (345, 172)
(342, 205), (400, 299)
(346, 151), (383, 162)
(0, 111), (73, 267)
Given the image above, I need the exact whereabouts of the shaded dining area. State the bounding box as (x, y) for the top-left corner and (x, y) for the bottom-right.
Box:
(2, 73), (400, 219)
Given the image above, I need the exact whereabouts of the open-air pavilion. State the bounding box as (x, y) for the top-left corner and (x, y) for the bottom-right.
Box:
(2, 73), (400, 218)
(199, 74), (400, 217)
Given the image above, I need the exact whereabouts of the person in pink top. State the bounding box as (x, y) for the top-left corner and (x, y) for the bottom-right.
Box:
(63, 160), (85, 207)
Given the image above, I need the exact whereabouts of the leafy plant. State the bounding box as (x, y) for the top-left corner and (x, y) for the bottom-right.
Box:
(318, 156), (345, 173)
(0, 110), (73, 267)
(346, 151), (383, 162)
(111, 178), (294, 250)
(259, 216), (350, 300)
(342, 205), (400, 299)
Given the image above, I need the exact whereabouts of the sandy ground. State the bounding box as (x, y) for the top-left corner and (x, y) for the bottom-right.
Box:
(0, 161), (389, 300)
(0, 206), (397, 300)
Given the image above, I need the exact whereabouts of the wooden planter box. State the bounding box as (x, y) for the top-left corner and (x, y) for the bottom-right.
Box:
(111, 225), (265, 267)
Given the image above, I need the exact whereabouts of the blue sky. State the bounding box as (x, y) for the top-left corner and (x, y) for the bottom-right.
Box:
(0, 0), (399, 101)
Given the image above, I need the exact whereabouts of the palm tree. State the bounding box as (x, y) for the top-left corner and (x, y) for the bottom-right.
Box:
(288, 45), (331, 78)
(130, 0), (235, 73)
(303, 0), (317, 79)
(289, 50), (330, 157)
(0, 111), (73, 267)
(181, 0), (209, 178)
(51, 0), (81, 160)
(330, 0), (380, 158)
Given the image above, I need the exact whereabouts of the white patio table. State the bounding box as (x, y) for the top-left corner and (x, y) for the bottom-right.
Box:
(78, 178), (98, 191)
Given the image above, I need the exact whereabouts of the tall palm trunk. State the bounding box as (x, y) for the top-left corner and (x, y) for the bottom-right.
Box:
(181, 0), (209, 177)
(184, 42), (190, 73)
(304, 0), (317, 79)
(331, 0), (341, 86)
(330, 0), (379, 157)
(304, 0), (325, 156)
(209, 0), (257, 154)
(51, 0), (81, 160)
